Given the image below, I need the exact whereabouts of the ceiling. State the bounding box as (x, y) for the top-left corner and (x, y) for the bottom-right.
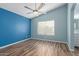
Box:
(0, 3), (66, 19)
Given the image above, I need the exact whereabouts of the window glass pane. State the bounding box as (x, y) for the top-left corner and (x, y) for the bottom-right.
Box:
(37, 20), (55, 35)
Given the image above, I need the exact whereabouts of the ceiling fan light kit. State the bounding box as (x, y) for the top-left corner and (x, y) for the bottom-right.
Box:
(24, 3), (46, 15)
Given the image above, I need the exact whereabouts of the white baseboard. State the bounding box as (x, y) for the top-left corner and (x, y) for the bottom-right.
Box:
(0, 38), (74, 51)
(31, 38), (75, 51)
(0, 38), (31, 49)
(30, 37), (67, 44)
(69, 48), (74, 51)
(67, 43), (74, 51)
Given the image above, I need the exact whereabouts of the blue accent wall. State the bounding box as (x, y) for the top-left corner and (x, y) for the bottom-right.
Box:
(0, 8), (31, 47)
(31, 4), (67, 42)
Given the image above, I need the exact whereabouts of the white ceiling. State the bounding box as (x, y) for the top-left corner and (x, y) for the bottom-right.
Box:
(0, 3), (66, 19)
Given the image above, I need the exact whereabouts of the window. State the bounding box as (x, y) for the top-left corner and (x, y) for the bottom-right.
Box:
(37, 20), (55, 35)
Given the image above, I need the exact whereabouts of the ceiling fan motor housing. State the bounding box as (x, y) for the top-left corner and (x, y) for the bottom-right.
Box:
(33, 10), (38, 12)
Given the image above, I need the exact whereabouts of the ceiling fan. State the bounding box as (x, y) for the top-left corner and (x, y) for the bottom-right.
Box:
(24, 3), (46, 15)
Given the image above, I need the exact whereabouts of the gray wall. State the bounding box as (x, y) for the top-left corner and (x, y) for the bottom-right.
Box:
(31, 4), (67, 42)
(67, 4), (76, 51)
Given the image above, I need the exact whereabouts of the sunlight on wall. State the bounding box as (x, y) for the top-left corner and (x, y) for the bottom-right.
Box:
(37, 20), (55, 35)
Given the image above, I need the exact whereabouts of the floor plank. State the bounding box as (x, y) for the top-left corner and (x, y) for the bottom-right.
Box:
(0, 39), (76, 56)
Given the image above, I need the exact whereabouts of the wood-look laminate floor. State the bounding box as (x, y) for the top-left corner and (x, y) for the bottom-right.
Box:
(0, 39), (76, 56)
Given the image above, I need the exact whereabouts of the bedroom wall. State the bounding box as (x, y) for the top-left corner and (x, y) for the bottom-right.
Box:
(67, 4), (76, 51)
(31, 4), (67, 42)
(0, 8), (31, 47)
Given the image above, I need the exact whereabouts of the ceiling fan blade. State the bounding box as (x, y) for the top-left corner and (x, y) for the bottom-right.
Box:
(24, 6), (33, 11)
(26, 12), (33, 14)
(37, 3), (45, 10)
(38, 11), (47, 14)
